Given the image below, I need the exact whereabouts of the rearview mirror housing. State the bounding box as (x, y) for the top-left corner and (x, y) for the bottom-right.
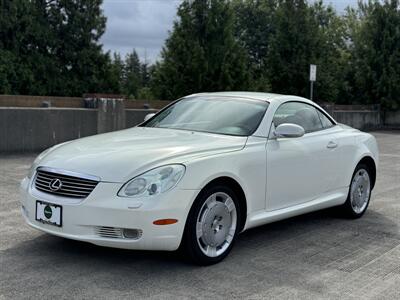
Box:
(144, 113), (156, 122)
(274, 123), (305, 138)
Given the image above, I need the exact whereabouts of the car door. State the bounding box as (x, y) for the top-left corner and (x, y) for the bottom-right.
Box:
(266, 101), (340, 211)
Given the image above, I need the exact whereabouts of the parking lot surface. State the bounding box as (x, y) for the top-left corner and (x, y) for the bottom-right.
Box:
(1, 131), (399, 299)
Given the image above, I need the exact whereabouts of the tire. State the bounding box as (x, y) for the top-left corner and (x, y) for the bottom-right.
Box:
(182, 185), (241, 265)
(341, 163), (372, 218)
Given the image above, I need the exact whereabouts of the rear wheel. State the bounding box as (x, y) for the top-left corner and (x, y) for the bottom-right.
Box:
(182, 185), (240, 265)
(341, 163), (372, 218)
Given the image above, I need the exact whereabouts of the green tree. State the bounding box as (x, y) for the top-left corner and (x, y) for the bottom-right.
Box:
(345, 0), (400, 110)
(108, 52), (124, 94)
(233, 0), (347, 102)
(140, 53), (151, 88)
(0, 0), (116, 96)
(153, 0), (250, 100)
(310, 1), (348, 102)
(233, 0), (277, 91)
(0, 0), (50, 95)
(265, 0), (320, 97)
(123, 50), (142, 98)
(47, 0), (109, 95)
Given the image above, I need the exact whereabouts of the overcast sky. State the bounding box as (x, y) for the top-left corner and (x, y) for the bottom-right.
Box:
(100, 0), (359, 63)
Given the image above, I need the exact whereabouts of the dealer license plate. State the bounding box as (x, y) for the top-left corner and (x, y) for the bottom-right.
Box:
(35, 201), (62, 227)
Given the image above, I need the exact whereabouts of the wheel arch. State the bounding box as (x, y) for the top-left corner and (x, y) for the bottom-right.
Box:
(193, 176), (248, 233)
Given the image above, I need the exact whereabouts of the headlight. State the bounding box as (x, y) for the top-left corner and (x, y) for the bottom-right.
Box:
(118, 164), (186, 198)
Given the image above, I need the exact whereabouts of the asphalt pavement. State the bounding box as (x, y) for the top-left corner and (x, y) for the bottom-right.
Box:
(1, 131), (399, 299)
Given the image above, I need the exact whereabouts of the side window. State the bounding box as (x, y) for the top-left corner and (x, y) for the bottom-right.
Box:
(317, 109), (335, 129)
(273, 102), (323, 133)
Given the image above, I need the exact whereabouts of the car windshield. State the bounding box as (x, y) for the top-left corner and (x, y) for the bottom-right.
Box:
(142, 96), (269, 136)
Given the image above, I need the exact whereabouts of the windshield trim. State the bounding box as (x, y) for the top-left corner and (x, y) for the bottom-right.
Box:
(139, 96), (270, 137)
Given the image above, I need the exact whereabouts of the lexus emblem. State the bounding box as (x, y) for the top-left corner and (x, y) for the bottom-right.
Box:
(49, 178), (62, 191)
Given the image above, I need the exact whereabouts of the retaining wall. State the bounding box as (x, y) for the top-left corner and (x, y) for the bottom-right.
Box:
(0, 94), (171, 109)
(333, 110), (381, 130)
(0, 107), (156, 153)
(0, 104), (398, 153)
(0, 108), (97, 152)
(384, 111), (400, 127)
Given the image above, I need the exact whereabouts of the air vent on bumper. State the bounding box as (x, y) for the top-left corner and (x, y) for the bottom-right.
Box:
(95, 226), (142, 240)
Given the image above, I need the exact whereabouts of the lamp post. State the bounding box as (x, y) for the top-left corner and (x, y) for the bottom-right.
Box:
(310, 64), (317, 101)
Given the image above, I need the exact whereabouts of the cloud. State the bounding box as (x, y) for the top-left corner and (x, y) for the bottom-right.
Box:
(100, 0), (359, 64)
(100, 0), (182, 63)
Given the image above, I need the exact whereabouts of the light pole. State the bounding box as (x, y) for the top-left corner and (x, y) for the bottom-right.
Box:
(309, 64), (316, 101)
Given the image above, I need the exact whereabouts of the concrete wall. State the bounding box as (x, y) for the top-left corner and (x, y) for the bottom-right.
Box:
(333, 110), (381, 130)
(331, 109), (399, 130)
(384, 111), (400, 127)
(0, 107), (156, 153)
(126, 109), (158, 128)
(0, 105), (398, 153)
(0, 94), (172, 109)
(0, 95), (83, 108)
(96, 98), (126, 134)
(0, 108), (97, 152)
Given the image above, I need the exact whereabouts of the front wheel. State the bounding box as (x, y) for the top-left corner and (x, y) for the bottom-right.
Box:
(182, 185), (240, 265)
(341, 163), (372, 218)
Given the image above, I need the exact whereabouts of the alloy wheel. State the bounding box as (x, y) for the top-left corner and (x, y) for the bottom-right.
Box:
(196, 192), (237, 258)
(350, 168), (371, 214)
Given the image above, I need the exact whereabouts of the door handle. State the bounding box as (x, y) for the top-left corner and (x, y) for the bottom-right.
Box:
(327, 141), (338, 149)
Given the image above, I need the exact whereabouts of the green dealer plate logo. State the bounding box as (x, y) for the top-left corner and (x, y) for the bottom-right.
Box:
(44, 205), (52, 219)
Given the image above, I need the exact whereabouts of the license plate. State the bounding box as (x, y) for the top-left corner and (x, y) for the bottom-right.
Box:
(35, 201), (62, 227)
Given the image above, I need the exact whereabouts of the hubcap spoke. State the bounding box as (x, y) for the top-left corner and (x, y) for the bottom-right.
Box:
(196, 221), (203, 238)
(206, 246), (217, 257)
(225, 197), (235, 212)
(206, 194), (217, 209)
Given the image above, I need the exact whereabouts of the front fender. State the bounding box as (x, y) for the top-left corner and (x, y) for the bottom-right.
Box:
(342, 133), (379, 188)
(178, 137), (267, 216)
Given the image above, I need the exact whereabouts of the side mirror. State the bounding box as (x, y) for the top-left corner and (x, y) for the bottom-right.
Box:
(274, 123), (305, 138)
(144, 113), (155, 122)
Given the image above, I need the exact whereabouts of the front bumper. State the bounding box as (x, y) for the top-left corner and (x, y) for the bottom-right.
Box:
(19, 177), (199, 251)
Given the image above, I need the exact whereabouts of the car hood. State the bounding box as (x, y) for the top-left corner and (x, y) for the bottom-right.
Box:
(38, 127), (247, 182)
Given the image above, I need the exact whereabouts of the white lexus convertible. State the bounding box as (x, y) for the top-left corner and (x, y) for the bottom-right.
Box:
(20, 92), (378, 265)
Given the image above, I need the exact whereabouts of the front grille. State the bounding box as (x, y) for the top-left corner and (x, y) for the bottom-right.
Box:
(34, 169), (98, 198)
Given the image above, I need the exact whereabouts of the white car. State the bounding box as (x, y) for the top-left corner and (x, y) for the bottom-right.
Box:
(20, 92), (379, 265)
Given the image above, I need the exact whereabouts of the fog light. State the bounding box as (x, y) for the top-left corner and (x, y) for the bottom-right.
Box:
(122, 228), (142, 239)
